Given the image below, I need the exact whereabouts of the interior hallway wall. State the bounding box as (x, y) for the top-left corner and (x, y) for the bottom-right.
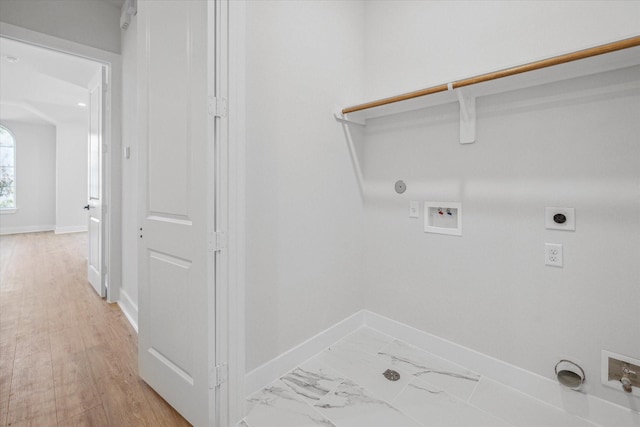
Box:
(0, 120), (56, 234)
(245, 0), (366, 371)
(361, 1), (640, 408)
(0, 0), (121, 54)
(55, 122), (88, 234)
(119, 10), (138, 327)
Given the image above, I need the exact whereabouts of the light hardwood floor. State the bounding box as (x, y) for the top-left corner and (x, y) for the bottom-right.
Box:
(0, 232), (191, 426)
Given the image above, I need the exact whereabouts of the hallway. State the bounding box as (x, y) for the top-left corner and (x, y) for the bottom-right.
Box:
(0, 232), (190, 426)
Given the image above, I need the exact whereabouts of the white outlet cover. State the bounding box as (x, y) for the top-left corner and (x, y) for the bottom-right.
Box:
(545, 207), (575, 231)
(545, 243), (563, 267)
(601, 350), (640, 398)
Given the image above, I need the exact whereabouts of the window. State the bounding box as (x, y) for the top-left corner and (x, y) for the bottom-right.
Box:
(0, 125), (16, 209)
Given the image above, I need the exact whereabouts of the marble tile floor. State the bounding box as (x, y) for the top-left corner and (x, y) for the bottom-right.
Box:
(237, 327), (599, 427)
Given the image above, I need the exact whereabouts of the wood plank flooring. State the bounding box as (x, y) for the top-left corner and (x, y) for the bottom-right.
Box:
(0, 232), (191, 426)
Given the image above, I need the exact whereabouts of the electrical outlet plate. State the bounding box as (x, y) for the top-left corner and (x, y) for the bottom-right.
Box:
(545, 243), (563, 267)
(545, 207), (575, 231)
(601, 350), (640, 397)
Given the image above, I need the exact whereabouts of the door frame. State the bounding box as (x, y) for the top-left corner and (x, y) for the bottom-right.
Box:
(226, 0), (246, 423)
(0, 22), (122, 304)
(204, 0), (246, 423)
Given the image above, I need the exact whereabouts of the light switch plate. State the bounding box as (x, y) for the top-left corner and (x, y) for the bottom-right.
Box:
(409, 201), (419, 218)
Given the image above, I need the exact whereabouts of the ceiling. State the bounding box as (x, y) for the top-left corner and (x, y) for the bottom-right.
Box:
(0, 37), (102, 125)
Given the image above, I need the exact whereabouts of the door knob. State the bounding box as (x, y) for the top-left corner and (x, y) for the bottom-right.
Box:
(83, 204), (91, 210)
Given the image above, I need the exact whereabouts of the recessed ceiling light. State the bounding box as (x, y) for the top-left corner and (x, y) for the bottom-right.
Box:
(4, 56), (20, 63)
(77, 102), (87, 107)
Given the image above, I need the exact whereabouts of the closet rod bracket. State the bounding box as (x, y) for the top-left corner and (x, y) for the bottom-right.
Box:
(448, 83), (476, 144)
(334, 108), (366, 126)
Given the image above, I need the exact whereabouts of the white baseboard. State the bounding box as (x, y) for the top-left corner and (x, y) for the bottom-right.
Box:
(0, 224), (54, 235)
(118, 289), (138, 333)
(244, 309), (638, 426)
(54, 225), (88, 234)
(364, 310), (639, 427)
(245, 310), (365, 395)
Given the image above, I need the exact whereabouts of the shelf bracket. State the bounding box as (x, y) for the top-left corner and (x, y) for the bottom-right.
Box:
(448, 83), (476, 144)
(334, 107), (366, 127)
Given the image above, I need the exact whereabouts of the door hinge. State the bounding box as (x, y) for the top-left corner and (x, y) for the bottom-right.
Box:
(208, 96), (227, 118)
(209, 231), (226, 252)
(210, 364), (228, 389)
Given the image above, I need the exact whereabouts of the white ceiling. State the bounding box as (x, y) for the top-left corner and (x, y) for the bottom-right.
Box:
(0, 37), (102, 125)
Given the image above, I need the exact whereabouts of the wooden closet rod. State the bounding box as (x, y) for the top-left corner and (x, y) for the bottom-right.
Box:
(342, 35), (640, 115)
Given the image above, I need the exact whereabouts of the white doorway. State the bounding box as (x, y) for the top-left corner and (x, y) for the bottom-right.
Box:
(0, 36), (111, 300)
(0, 25), (121, 303)
(2, 3), (245, 423)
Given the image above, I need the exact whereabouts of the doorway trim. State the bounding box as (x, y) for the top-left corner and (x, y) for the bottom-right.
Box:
(0, 22), (122, 304)
(226, 0), (247, 423)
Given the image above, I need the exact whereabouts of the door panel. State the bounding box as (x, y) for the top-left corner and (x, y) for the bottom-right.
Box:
(137, 1), (214, 426)
(87, 68), (106, 297)
(89, 218), (100, 270)
(148, 251), (193, 378)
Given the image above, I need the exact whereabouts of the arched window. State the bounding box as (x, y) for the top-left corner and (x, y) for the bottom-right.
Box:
(0, 125), (16, 209)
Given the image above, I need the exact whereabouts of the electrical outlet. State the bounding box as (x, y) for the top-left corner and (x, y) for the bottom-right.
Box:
(545, 243), (563, 267)
(545, 207), (575, 231)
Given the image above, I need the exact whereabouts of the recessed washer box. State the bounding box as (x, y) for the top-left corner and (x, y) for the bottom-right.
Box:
(601, 350), (640, 398)
(545, 207), (575, 231)
(424, 202), (462, 236)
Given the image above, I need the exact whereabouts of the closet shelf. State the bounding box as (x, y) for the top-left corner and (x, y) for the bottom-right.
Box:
(335, 35), (640, 143)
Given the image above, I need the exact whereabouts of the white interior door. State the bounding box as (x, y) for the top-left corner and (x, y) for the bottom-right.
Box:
(86, 67), (106, 297)
(137, 1), (216, 425)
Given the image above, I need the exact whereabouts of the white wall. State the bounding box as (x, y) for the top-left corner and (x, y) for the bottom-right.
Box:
(363, 0), (640, 100)
(119, 12), (138, 327)
(0, 0), (121, 54)
(0, 120), (56, 234)
(55, 122), (88, 234)
(361, 1), (640, 409)
(245, 0), (366, 371)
